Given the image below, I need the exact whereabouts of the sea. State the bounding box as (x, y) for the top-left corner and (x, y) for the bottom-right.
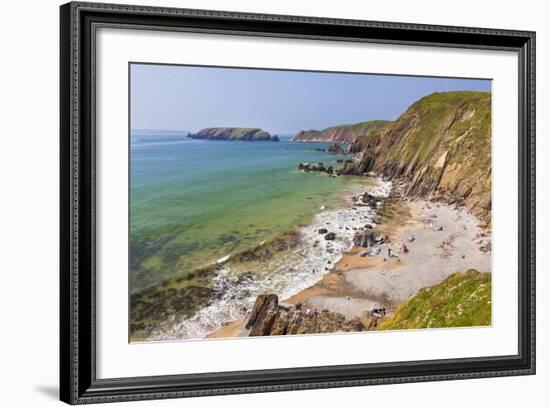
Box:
(130, 132), (389, 339)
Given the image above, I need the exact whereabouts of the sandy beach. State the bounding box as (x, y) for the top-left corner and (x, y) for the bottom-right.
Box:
(208, 183), (492, 338)
(292, 200), (491, 319)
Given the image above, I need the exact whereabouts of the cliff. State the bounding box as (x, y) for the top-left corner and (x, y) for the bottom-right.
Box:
(342, 91), (492, 223)
(292, 120), (391, 143)
(188, 127), (279, 141)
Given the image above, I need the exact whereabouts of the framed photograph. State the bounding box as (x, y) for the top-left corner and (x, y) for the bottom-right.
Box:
(60, 1), (536, 404)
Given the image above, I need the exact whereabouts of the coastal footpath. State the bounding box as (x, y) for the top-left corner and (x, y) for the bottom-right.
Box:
(187, 127), (279, 141)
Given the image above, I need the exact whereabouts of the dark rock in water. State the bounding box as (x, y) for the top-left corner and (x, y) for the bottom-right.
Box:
(364, 224), (373, 229)
(361, 192), (379, 208)
(318, 228), (328, 234)
(324, 232), (336, 241)
(315, 162), (327, 172)
(298, 161), (337, 176)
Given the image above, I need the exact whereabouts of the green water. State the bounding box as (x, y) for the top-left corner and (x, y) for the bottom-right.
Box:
(130, 135), (363, 292)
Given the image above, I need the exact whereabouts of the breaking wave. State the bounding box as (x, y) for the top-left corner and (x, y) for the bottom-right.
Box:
(149, 179), (392, 340)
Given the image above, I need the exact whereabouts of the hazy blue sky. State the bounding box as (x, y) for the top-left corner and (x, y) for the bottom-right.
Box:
(130, 63), (491, 135)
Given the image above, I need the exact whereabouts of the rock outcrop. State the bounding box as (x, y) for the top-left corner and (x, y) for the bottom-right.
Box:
(327, 143), (345, 154)
(292, 120), (392, 143)
(298, 162), (339, 176)
(188, 127), (279, 141)
(245, 294), (382, 336)
(341, 91), (492, 223)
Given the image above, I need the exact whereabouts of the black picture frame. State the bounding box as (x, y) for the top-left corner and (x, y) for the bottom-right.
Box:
(60, 1), (536, 404)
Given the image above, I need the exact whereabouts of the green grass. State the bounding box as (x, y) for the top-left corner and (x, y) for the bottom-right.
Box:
(409, 92), (490, 165)
(378, 269), (491, 330)
(293, 120), (392, 142)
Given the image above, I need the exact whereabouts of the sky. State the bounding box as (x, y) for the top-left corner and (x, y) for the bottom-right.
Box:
(130, 63), (491, 135)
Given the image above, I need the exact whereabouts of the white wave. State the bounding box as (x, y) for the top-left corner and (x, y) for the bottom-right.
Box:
(216, 255), (231, 264)
(150, 179), (392, 340)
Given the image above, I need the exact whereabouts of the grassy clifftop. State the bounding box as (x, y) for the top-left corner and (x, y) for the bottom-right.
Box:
(293, 120), (391, 144)
(343, 91), (492, 223)
(378, 269), (491, 330)
(188, 127), (279, 141)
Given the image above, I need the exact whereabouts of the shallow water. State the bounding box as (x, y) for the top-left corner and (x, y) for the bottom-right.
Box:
(130, 134), (366, 292)
(148, 181), (392, 340)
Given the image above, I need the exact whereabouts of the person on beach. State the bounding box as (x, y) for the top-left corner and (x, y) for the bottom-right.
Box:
(401, 240), (408, 254)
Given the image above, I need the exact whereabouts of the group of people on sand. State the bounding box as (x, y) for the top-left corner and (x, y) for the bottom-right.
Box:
(383, 234), (415, 262)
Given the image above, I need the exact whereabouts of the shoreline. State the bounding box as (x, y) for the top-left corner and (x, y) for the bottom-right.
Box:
(207, 187), (492, 339)
(137, 176), (491, 341)
(139, 177), (390, 341)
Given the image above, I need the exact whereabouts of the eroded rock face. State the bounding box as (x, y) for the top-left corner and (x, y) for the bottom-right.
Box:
(245, 295), (382, 336)
(353, 230), (376, 247)
(246, 294), (278, 331)
(340, 92), (492, 224)
(328, 143), (345, 154)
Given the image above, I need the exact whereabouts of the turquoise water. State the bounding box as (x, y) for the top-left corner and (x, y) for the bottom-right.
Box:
(130, 135), (362, 292)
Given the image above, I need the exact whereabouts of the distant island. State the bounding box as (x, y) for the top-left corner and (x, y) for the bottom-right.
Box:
(188, 127), (279, 142)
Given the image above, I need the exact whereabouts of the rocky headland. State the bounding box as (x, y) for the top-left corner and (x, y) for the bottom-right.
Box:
(188, 127), (279, 141)
(341, 91), (492, 224)
(292, 120), (391, 144)
(131, 91), (493, 341)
